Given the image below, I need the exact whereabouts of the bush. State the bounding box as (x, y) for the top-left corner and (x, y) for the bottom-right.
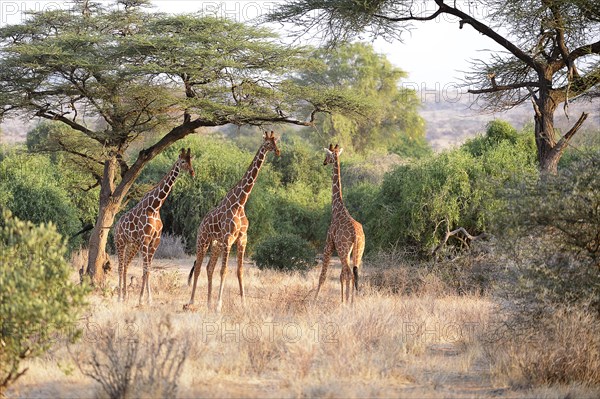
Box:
(153, 233), (186, 259)
(0, 210), (88, 393)
(497, 153), (600, 313)
(253, 234), (317, 272)
(0, 153), (86, 248)
(364, 244), (492, 296)
(367, 120), (537, 254)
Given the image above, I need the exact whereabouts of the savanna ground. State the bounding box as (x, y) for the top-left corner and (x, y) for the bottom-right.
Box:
(6, 250), (600, 399)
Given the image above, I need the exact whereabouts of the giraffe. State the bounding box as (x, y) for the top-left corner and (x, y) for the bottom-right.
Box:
(315, 144), (365, 304)
(115, 148), (194, 305)
(185, 131), (280, 312)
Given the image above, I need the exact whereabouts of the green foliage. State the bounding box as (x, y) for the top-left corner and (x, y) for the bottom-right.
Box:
(368, 121), (538, 253)
(252, 233), (317, 272)
(0, 210), (88, 391)
(270, 135), (329, 190)
(0, 153), (84, 246)
(463, 120), (535, 157)
(559, 128), (600, 167)
(296, 42), (428, 156)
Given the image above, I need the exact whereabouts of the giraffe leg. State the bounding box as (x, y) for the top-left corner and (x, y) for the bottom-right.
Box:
(340, 266), (345, 304)
(216, 237), (234, 313)
(315, 238), (335, 300)
(116, 241), (126, 302)
(139, 236), (159, 306)
(206, 244), (221, 310)
(236, 232), (247, 307)
(342, 254), (352, 304)
(188, 241), (209, 307)
(121, 244), (138, 302)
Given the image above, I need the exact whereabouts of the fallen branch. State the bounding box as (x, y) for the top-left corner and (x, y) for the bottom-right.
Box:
(432, 226), (489, 256)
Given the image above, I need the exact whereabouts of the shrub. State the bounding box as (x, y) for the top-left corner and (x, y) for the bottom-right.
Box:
(0, 210), (88, 393)
(75, 316), (188, 399)
(364, 244), (492, 296)
(253, 233), (317, 272)
(367, 121), (537, 254)
(0, 153), (84, 247)
(496, 153), (600, 313)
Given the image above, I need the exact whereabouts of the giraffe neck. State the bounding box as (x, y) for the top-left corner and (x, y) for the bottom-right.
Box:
(331, 155), (346, 216)
(141, 160), (182, 212)
(231, 145), (268, 207)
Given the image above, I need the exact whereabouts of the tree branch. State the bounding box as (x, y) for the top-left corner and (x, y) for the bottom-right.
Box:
(55, 138), (104, 166)
(468, 81), (540, 94)
(374, 8), (443, 22)
(432, 0), (540, 71)
(567, 40), (600, 65)
(37, 110), (96, 137)
(554, 112), (588, 153)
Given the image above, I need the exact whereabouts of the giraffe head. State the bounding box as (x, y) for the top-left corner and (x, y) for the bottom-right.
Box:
(178, 148), (195, 177)
(263, 131), (280, 157)
(323, 144), (343, 165)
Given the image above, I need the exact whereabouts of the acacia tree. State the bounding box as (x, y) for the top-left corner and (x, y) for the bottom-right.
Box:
(267, 0), (600, 172)
(0, 0), (364, 284)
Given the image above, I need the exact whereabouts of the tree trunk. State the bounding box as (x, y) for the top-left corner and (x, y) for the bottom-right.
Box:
(533, 79), (562, 174)
(534, 113), (562, 174)
(85, 157), (119, 285)
(86, 201), (119, 285)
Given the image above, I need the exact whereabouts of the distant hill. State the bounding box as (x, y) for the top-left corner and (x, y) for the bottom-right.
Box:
(420, 90), (600, 150)
(0, 117), (33, 144)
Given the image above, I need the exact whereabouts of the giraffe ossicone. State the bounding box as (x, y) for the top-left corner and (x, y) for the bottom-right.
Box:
(185, 131), (280, 312)
(316, 143), (365, 304)
(115, 148), (194, 306)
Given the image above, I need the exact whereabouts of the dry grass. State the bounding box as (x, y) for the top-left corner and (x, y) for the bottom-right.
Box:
(485, 307), (600, 388)
(153, 234), (186, 259)
(6, 256), (600, 399)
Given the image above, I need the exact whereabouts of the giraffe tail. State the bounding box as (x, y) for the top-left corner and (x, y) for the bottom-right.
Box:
(352, 233), (364, 293)
(187, 260), (196, 286)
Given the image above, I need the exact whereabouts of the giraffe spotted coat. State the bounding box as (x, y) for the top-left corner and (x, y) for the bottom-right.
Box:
(186, 132), (280, 312)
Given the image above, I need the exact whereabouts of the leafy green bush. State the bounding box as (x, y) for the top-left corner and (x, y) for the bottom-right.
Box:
(0, 210), (88, 392)
(367, 120), (537, 254)
(0, 153), (83, 246)
(252, 233), (317, 272)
